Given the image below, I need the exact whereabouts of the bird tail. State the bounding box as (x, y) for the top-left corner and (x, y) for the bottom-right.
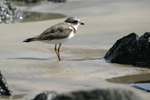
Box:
(23, 38), (35, 42)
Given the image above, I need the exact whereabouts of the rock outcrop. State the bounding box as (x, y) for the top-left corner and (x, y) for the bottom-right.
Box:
(0, 0), (23, 23)
(32, 91), (57, 100)
(32, 89), (141, 100)
(104, 32), (150, 68)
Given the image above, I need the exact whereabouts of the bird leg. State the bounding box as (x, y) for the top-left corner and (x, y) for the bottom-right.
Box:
(57, 44), (62, 61)
(54, 44), (59, 60)
(54, 44), (62, 61)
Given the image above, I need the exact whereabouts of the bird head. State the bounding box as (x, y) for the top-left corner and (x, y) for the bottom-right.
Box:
(65, 17), (84, 30)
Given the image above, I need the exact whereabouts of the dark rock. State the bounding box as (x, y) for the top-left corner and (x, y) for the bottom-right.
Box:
(104, 32), (150, 67)
(0, 71), (13, 96)
(33, 89), (141, 100)
(32, 91), (57, 100)
(24, 0), (41, 3)
(48, 0), (66, 3)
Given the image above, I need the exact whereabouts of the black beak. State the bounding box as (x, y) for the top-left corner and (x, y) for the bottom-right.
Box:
(80, 22), (84, 25)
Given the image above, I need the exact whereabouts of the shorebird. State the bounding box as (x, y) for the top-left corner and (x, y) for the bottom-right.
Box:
(23, 17), (84, 61)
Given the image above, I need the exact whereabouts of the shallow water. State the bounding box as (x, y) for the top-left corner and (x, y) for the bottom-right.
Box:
(0, 41), (148, 100)
(22, 12), (66, 22)
(0, 94), (26, 100)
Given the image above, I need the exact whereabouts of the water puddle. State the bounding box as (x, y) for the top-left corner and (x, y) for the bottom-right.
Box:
(0, 94), (26, 99)
(106, 73), (150, 84)
(106, 73), (150, 92)
(22, 12), (66, 22)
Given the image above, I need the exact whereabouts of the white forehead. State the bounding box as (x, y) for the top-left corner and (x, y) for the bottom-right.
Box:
(78, 19), (80, 21)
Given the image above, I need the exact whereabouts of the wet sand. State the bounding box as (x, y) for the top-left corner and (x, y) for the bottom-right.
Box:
(1, 0), (150, 100)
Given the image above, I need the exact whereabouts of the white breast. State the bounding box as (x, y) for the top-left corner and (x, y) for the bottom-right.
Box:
(67, 30), (75, 39)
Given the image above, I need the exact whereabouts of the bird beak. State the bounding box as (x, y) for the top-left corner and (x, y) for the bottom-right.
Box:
(80, 22), (84, 25)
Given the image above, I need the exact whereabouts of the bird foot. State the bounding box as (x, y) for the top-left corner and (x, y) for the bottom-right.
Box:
(58, 58), (62, 61)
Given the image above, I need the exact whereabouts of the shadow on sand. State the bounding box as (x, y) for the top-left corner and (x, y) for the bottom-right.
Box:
(8, 57), (101, 61)
(7, 57), (50, 60)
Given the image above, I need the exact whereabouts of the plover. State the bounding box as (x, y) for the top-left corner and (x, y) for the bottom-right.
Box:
(23, 17), (84, 61)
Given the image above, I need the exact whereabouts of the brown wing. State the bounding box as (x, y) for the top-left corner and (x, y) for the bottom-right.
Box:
(37, 22), (73, 40)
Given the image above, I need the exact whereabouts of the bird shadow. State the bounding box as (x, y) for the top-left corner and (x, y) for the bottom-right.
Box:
(7, 57), (102, 61)
(7, 57), (50, 61)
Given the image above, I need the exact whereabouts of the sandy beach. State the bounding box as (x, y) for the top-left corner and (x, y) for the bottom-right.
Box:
(1, 0), (150, 99)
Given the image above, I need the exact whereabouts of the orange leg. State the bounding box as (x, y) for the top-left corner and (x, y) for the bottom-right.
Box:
(57, 44), (62, 61)
(54, 44), (62, 61)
